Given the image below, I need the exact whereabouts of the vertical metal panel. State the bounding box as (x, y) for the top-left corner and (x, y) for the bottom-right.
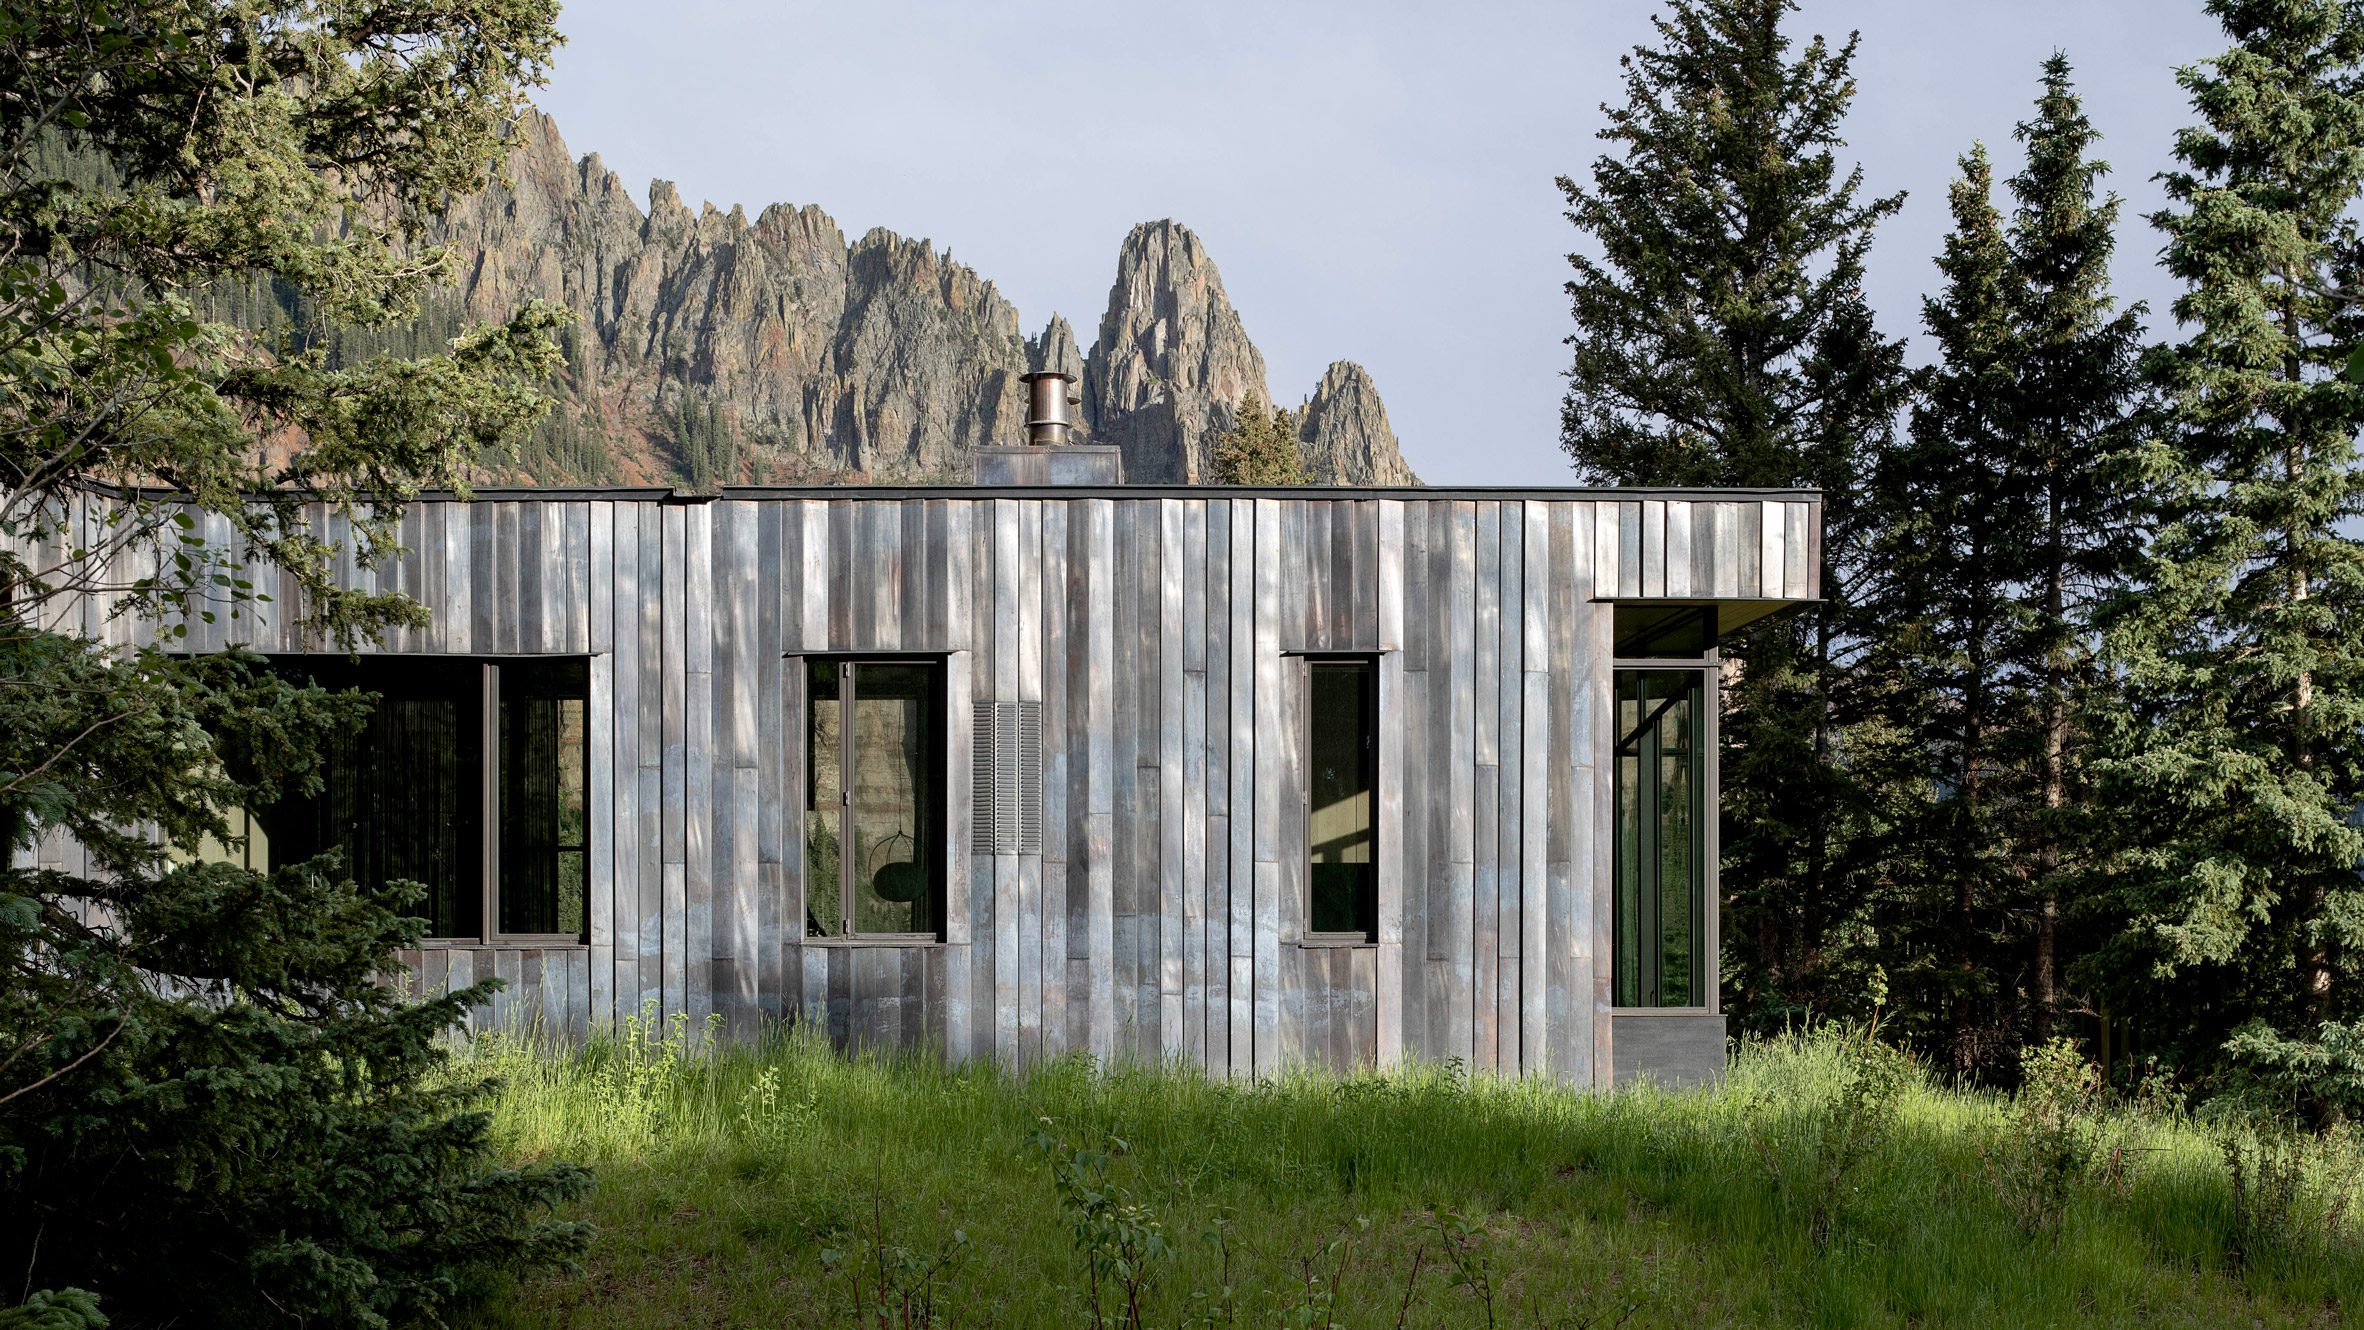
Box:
(660, 503), (688, 1019)
(901, 498), (929, 657)
(799, 500), (829, 652)
(941, 647), (973, 1055)
(1471, 503), (1499, 1072)
(1251, 498), (1283, 1074)
(1158, 501), (1185, 1056)
(1203, 500), (1231, 1076)
(1785, 501), (1811, 598)
(1738, 501), (1762, 599)
(1181, 500), (1208, 1065)
(1016, 501), (1044, 1061)
(1375, 503), (1406, 1067)
(872, 500), (902, 651)
(1445, 501), (1477, 1067)
(1760, 501), (1786, 599)
(1499, 504), (1528, 1072)
(589, 635), (615, 1029)
(1546, 502), (1579, 1080)
(756, 503), (786, 1018)
(965, 499), (995, 1058)
(1040, 501), (1070, 1056)
(1617, 500), (1642, 599)
(470, 501), (495, 654)
(1639, 498), (1665, 599)
(1080, 501), (1115, 1058)
(1710, 500), (1738, 600)
(686, 502), (714, 1024)
(1664, 501), (1693, 599)
(1226, 499), (1255, 1074)
(992, 499), (1021, 1062)
(637, 504), (664, 1017)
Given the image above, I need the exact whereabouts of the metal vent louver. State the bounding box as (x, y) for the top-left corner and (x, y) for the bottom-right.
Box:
(972, 700), (1043, 854)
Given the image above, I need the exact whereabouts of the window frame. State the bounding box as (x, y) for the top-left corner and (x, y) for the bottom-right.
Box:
(1298, 652), (1381, 946)
(801, 654), (950, 944)
(220, 653), (592, 948)
(1609, 659), (1721, 1012)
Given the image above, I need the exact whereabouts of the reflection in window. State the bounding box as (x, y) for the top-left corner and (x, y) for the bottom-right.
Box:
(1615, 670), (1705, 1006)
(1308, 659), (1377, 940)
(227, 655), (588, 941)
(251, 657), (481, 938)
(807, 659), (943, 938)
(501, 661), (589, 936)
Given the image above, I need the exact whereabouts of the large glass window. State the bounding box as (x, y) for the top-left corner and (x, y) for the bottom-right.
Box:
(1615, 669), (1705, 1006)
(806, 659), (944, 939)
(226, 655), (588, 941)
(1307, 658), (1378, 941)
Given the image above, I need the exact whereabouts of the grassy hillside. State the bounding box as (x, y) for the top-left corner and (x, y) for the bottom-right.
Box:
(453, 1020), (2359, 1329)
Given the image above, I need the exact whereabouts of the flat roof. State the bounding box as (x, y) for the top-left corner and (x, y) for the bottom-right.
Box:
(82, 482), (1824, 505)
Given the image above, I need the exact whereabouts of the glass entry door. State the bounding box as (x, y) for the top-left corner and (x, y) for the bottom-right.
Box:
(1615, 669), (1707, 1007)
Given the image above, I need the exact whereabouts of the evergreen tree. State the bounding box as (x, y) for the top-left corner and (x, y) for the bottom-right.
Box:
(0, 1), (589, 1323)
(2002, 56), (2147, 1041)
(2092, 0), (2364, 1092)
(1211, 395), (1308, 485)
(1862, 145), (2025, 1078)
(1866, 58), (2145, 1078)
(1559, 0), (1910, 1027)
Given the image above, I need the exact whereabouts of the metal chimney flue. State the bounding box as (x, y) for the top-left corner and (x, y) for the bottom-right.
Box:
(1020, 371), (1078, 447)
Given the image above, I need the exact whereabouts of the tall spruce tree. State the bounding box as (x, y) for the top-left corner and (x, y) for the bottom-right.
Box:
(2004, 56), (2147, 1041)
(1864, 145), (2024, 1078)
(2093, 0), (2364, 1090)
(1866, 59), (2144, 1078)
(1559, 0), (1909, 1027)
(0, 1), (590, 1322)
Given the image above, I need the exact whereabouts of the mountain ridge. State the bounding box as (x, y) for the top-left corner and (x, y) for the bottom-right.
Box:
(423, 114), (1418, 487)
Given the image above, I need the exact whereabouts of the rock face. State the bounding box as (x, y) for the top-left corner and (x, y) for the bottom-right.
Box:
(416, 115), (1415, 487)
(1297, 361), (1420, 486)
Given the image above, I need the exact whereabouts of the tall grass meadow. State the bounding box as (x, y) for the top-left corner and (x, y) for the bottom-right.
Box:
(451, 1012), (2361, 1328)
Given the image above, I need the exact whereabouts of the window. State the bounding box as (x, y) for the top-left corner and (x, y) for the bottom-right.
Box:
(225, 655), (588, 942)
(1306, 658), (1378, 941)
(806, 659), (945, 939)
(1614, 669), (1705, 1006)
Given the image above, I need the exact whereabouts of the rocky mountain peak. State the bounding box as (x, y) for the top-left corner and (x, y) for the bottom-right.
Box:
(368, 120), (1417, 487)
(1299, 361), (1419, 485)
(1083, 220), (1270, 483)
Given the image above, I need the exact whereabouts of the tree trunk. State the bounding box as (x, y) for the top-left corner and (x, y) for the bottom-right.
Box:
(2035, 480), (2065, 1042)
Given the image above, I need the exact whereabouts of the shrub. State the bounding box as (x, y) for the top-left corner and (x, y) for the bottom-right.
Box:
(1987, 1038), (2105, 1238)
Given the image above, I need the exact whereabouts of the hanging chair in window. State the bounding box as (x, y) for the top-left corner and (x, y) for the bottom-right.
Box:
(867, 825), (926, 903)
(864, 725), (927, 905)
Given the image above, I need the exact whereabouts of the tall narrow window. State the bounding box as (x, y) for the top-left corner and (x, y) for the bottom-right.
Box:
(1615, 669), (1705, 1006)
(806, 659), (944, 939)
(231, 655), (587, 942)
(500, 658), (591, 937)
(1307, 658), (1378, 941)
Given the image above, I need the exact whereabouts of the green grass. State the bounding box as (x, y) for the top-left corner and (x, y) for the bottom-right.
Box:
(453, 1017), (2361, 1329)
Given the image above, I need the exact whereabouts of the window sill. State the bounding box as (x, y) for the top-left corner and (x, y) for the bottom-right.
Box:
(1610, 1006), (1719, 1017)
(1296, 936), (1376, 950)
(803, 936), (945, 948)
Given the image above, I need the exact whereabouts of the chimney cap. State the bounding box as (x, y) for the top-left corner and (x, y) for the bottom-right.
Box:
(1021, 369), (1079, 446)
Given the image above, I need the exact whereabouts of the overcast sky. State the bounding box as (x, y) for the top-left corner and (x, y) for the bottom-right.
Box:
(534, 1), (2231, 486)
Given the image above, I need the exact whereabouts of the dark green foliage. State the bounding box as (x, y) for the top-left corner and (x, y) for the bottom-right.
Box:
(2086, 0), (2364, 1102)
(0, 0), (593, 1324)
(1210, 396), (1306, 486)
(1861, 59), (2146, 1079)
(1558, 0), (1910, 1030)
(673, 395), (740, 493)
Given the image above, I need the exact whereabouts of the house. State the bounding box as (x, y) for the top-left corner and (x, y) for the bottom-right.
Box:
(20, 378), (1821, 1088)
